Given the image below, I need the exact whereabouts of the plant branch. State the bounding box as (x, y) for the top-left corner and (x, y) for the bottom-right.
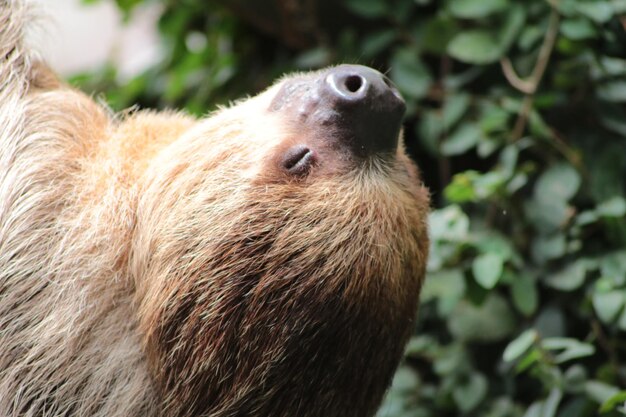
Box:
(591, 317), (626, 387)
(501, 58), (535, 94)
(437, 55), (452, 189)
(503, 4), (561, 142)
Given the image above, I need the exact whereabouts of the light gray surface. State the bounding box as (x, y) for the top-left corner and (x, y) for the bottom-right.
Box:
(31, 0), (162, 79)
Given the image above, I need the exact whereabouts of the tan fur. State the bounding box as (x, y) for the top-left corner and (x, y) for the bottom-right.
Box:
(0, 2), (430, 416)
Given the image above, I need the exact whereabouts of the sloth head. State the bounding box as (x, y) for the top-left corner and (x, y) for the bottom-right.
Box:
(130, 65), (430, 417)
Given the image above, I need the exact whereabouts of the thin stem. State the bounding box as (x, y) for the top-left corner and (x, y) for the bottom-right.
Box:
(502, 4), (561, 142)
(437, 55), (452, 189)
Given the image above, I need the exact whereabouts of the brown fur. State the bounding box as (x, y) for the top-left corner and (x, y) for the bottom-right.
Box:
(0, 2), (430, 416)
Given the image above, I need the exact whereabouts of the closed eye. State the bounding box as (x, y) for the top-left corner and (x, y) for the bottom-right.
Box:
(282, 145), (316, 176)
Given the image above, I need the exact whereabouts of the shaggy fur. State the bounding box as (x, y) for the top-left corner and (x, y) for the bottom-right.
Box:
(0, 1), (430, 416)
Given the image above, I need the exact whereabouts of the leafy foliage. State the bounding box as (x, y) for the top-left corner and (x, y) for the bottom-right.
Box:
(73, 0), (626, 415)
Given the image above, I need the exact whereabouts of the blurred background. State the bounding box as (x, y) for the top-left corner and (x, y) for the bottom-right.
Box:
(36, 0), (626, 416)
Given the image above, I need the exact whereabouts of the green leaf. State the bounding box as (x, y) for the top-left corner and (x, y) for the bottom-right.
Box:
(511, 273), (539, 316)
(535, 307), (566, 338)
(418, 111), (443, 155)
(434, 343), (467, 375)
(445, 66), (485, 89)
(404, 335), (438, 357)
(600, 251), (626, 285)
(576, 210), (600, 226)
(441, 124), (481, 156)
(498, 5), (526, 53)
(564, 365), (588, 392)
(597, 196), (626, 217)
(591, 54), (626, 80)
(527, 163), (580, 233)
(522, 402), (542, 417)
(614, 0), (626, 13)
(477, 138), (499, 157)
(447, 0), (508, 19)
(421, 15), (460, 53)
(295, 47), (331, 69)
(519, 25), (545, 51)
(361, 30), (396, 58)
(448, 30), (502, 64)
(472, 253), (505, 289)
(444, 173), (477, 202)
(542, 338), (596, 363)
(389, 0), (413, 24)
(521, 389), (563, 417)
(473, 171), (506, 199)
(499, 145), (519, 178)
(115, 0), (142, 16)
(597, 80), (626, 102)
(598, 101), (626, 136)
(429, 205), (470, 241)
(474, 232), (516, 262)
(535, 163), (581, 203)
(592, 55), (626, 80)
(453, 372), (488, 412)
(503, 329), (538, 362)
(592, 290), (625, 323)
(443, 93), (471, 130)
(421, 269), (466, 315)
(449, 294), (517, 342)
(445, 171), (507, 203)
(343, 0), (388, 18)
(600, 391), (626, 413)
(390, 49), (432, 99)
(585, 381), (620, 405)
(480, 103), (511, 134)
(595, 276), (614, 292)
(575, 1), (615, 23)
(421, 269), (466, 301)
(507, 172), (529, 194)
(561, 18), (598, 40)
(516, 348), (542, 373)
(531, 233), (566, 264)
(543, 389), (563, 417)
(528, 109), (553, 139)
(389, 366), (420, 392)
(544, 261), (587, 291)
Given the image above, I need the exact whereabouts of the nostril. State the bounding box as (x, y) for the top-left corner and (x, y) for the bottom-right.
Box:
(282, 145), (316, 176)
(344, 75), (365, 93)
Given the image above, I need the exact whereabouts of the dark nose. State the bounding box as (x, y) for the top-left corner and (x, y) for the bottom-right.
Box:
(269, 65), (406, 158)
(320, 65), (406, 156)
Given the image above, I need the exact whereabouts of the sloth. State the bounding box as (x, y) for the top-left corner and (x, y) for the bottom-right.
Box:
(0, 2), (429, 416)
